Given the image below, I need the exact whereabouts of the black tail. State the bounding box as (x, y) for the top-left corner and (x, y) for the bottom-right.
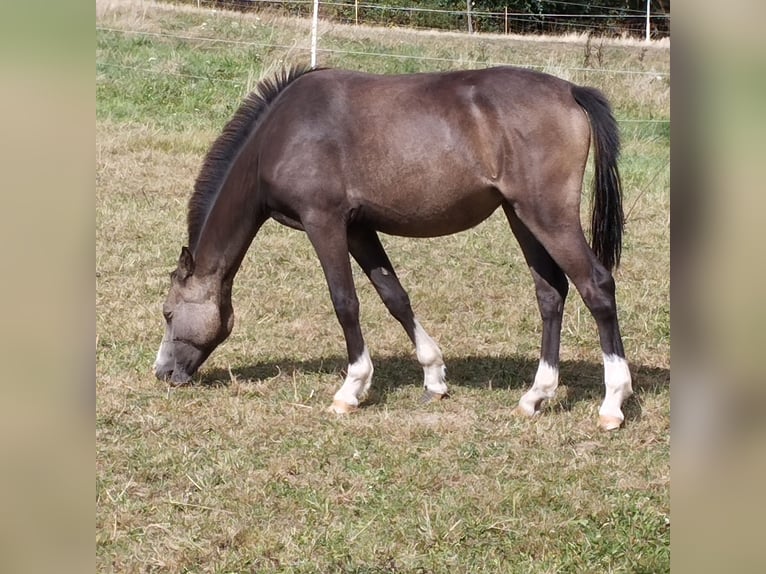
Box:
(571, 85), (624, 271)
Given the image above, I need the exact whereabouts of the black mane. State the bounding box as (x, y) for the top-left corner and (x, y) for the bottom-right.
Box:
(187, 65), (315, 251)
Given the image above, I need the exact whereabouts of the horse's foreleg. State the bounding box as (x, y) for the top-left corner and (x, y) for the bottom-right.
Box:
(348, 226), (448, 402)
(304, 218), (372, 413)
(505, 207), (568, 416)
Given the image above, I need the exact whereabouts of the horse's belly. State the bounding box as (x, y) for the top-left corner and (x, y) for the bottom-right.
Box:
(358, 187), (502, 238)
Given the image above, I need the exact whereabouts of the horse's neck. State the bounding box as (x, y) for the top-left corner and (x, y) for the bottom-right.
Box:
(192, 180), (262, 282)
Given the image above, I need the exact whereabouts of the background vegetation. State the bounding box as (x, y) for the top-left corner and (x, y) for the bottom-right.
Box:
(97, 0), (669, 571)
(172, 0), (670, 38)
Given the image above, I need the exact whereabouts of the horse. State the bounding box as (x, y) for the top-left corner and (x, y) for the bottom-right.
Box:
(154, 65), (633, 430)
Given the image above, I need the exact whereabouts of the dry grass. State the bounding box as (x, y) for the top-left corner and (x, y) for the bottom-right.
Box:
(97, 1), (669, 571)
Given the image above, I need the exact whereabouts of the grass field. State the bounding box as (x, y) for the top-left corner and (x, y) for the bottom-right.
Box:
(97, 1), (670, 571)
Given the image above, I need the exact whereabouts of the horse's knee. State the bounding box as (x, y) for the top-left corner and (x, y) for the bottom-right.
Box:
(386, 290), (412, 322)
(331, 291), (360, 325)
(371, 270), (412, 322)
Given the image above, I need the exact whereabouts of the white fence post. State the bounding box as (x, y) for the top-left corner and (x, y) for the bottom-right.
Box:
(467, 1), (473, 34)
(311, 0), (319, 67)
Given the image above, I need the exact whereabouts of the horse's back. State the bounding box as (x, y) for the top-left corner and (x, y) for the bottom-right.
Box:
(256, 67), (592, 237)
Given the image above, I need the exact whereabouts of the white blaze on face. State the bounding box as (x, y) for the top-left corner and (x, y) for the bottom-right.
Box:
(413, 319), (448, 396)
(153, 323), (175, 375)
(333, 346), (374, 407)
(517, 360), (560, 416)
(599, 354), (633, 422)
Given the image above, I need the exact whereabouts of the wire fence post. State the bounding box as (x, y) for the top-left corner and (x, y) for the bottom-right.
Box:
(311, 0), (319, 67)
(505, 7), (508, 35)
(355, 0), (359, 25)
(467, 0), (473, 34)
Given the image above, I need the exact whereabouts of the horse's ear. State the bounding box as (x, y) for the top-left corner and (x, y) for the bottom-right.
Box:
(177, 247), (195, 280)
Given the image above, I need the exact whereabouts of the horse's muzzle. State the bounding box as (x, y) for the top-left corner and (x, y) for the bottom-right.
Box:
(154, 364), (194, 385)
(162, 340), (208, 385)
(154, 366), (174, 381)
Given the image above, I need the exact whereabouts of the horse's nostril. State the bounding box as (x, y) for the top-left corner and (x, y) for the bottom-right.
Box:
(155, 367), (173, 381)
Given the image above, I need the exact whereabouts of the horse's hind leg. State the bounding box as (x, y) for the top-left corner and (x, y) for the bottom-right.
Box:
(513, 205), (632, 429)
(503, 206), (569, 417)
(347, 225), (448, 402)
(303, 217), (373, 413)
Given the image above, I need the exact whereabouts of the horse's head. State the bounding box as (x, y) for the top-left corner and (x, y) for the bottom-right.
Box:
(154, 247), (234, 384)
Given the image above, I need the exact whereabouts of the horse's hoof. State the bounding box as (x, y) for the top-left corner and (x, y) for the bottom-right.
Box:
(598, 415), (623, 431)
(511, 404), (537, 418)
(420, 390), (448, 404)
(328, 400), (358, 414)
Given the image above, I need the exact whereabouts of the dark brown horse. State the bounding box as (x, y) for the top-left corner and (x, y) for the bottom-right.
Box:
(155, 65), (633, 430)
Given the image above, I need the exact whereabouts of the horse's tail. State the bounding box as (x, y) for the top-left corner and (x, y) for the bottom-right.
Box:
(571, 85), (624, 271)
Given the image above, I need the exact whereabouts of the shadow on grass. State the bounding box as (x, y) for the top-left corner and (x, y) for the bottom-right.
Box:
(199, 354), (668, 424)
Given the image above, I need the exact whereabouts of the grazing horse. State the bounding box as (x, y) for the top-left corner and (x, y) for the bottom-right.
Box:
(154, 65), (633, 430)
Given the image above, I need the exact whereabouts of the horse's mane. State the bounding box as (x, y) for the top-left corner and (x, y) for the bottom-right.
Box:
(187, 64), (316, 251)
